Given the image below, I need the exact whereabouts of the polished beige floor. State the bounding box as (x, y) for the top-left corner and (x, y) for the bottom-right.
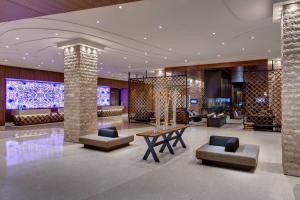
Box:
(0, 115), (299, 200)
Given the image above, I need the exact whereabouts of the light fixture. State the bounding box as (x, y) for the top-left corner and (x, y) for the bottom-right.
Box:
(159, 25), (163, 29)
(184, 59), (188, 63)
(164, 56), (167, 60)
(58, 52), (61, 55)
(168, 48), (172, 51)
(212, 32), (216, 36)
(16, 37), (20, 40)
(144, 52), (148, 55)
(5, 45), (9, 48)
(217, 54), (221, 57)
(128, 65), (132, 68)
(51, 59), (55, 63)
(118, 5), (123, 9)
(38, 64), (41, 67)
(242, 48), (245, 51)
(251, 36), (255, 40)
(145, 60), (149, 64)
(108, 71), (111, 73)
(221, 42), (225, 45)
(96, 20), (100, 24)
(100, 67), (104, 70)
(123, 56), (127, 60)
(4, 59), (8, 62)
(100, 62), (103, 65)
(41, 61), (44, 65)
(197, 52), (201, 55)
(143, 37), (147, 40)
(54, 33), (59, 36)
(267, 49), (272, 53)
(25, 52), (29, 56)
(22, 57), (26, 60)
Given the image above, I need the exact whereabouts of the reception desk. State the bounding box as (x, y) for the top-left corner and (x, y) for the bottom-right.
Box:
(97, 106), (124, 117)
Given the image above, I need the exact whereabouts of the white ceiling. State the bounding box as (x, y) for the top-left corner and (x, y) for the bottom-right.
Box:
(0, 0), (280, 80)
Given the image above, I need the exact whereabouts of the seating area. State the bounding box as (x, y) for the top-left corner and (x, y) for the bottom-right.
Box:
(0, 0), (300, 200)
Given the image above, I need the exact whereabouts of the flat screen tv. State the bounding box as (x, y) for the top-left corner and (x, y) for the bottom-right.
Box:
(190, 99), (199, 104)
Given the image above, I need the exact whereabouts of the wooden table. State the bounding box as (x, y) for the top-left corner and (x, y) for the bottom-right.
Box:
(136, 125), (188, 162)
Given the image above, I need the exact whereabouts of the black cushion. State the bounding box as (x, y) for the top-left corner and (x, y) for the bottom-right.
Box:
(225, 138), (239, 152)
(98, 127), (118, 138)
(209, 135), (239, 151)
(209, 136), (231, 146)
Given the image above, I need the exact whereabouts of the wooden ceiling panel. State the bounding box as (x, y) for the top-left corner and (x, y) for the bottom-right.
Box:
(0, 0), (142, 22)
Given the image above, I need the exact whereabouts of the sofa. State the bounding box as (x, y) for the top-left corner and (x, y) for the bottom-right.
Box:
(196, 136), (259, 170)
(207, 113), (226, 127)
(79, 127), (134, 151)
(13, 109), (64, 126)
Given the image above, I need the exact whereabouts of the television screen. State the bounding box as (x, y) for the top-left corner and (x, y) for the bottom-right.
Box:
(215, 98), (231, 103)
(190, 99), (198, 104)
(256, 96), (266, 103)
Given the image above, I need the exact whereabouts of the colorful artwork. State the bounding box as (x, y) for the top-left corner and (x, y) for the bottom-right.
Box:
(97, 86), (110, 106)
(6, 79), (64, 109)
(6, 78), (111, 109)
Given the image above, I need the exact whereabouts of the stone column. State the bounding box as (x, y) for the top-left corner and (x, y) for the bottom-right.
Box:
(280, 2), (300, 176)
(59, 39), (102, 142)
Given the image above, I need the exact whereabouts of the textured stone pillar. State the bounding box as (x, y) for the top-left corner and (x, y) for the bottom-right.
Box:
(63, 45), (98, 142)
(281, 2), (300, 176)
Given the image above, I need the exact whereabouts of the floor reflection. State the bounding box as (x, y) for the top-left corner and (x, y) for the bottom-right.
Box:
(5, 133), (64, 167)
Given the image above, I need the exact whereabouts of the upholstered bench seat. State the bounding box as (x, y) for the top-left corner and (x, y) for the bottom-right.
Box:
(196, 143), (259, 170)
(79, 134), (134, 151)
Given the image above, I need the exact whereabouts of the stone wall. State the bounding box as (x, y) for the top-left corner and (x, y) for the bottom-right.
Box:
(282, 3), (300, 176)
(187, 70), (205, 113)
(64, 45), (98, 142)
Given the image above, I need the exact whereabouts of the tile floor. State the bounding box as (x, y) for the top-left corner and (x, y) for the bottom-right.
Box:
(0, 115), (299, 200)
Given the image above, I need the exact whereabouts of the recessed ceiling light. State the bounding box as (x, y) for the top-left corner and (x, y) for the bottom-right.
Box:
(143, 37), (147, 40)
(168, 48), (172, 51)
(164, 56), (168, 60)
(38, 64), (41, 67)
(100, 62), (103, 65)
(41, 61), (44, 65)
(197, 52), (201, 55)
(22, 57), (26, 60)
(149, 70), (155, 73)
(118, 5), (123, 9)
(123, 56), (127, 60)
(217, 54), (221, 57)
(242, 48), (245, 51)
(100, 67), (104, 70)
(145, 60), (149, 64)
(98, 52), (102, 55)
(16, 37), (20, 40)
(144, 52), (148, 55)
(159, 25), (163, 29)
(251, 36), (255, 40)
(4, 59), (8, 62)
(58, 52), (61, 55)
(108, 71), (111, 74)
(128, 65), (132, 68)
(25, 52), (29, 56)
(96, 20), (100, 24)
(184, 59), (188, 63)
(221, 42), (225, 45)
(54, 33), (59, 36)
(5, 45), (9, 48)
(51, 59), (55, 63)
(212, 32), (216, 36)
(267, 49), (272, 53)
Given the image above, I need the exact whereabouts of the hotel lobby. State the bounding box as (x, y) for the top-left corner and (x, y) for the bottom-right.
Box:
(0, 0), (300, 200)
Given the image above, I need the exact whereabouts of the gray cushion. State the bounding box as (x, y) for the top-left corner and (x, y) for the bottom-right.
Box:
(79, 134), (134, 149)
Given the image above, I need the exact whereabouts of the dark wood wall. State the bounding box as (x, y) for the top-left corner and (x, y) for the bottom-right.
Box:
(0, 65), (128, 126)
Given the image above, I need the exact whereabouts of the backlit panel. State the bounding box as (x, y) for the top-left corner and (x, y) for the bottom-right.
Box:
(97, 86), (110, 106)
(6, 79), (64, 109)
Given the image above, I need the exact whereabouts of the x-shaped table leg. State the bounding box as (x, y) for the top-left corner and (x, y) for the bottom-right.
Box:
(173, 128), (186, 148)
(159, 132), (175, 154)
(143, 136), (160, 162)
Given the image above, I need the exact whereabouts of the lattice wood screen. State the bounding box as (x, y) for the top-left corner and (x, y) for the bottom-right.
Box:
(128, 75), (187, 123)
(244, 69), (282, 131)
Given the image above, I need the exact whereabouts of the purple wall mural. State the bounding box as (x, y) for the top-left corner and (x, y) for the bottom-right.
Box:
(6, 78), (111, 109)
